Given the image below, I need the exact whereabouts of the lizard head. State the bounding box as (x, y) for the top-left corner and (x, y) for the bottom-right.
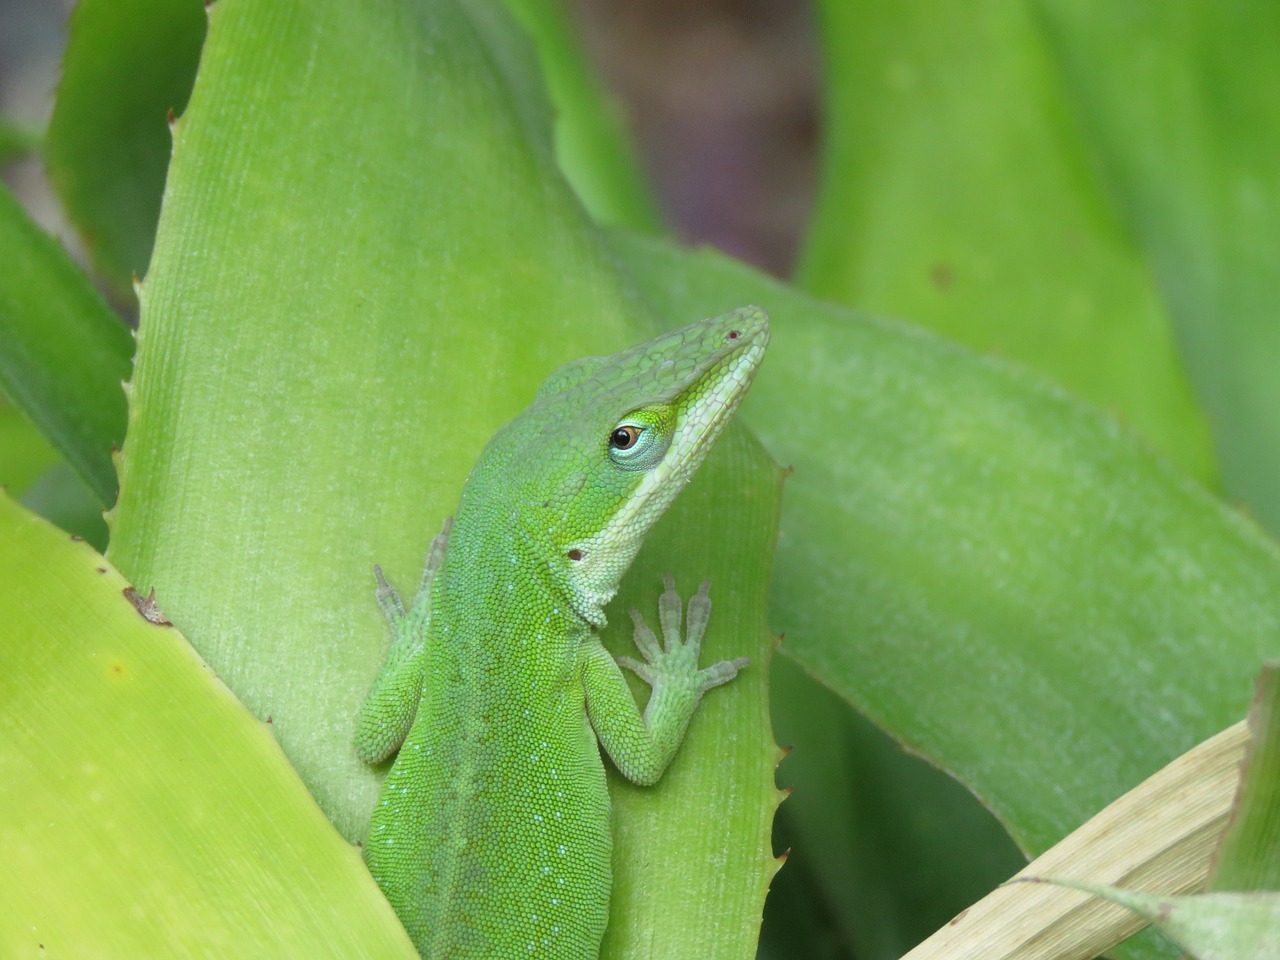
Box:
(490, 306), (770, 627)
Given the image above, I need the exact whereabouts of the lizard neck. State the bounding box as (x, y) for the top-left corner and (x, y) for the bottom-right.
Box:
(432, 508), (591, 659)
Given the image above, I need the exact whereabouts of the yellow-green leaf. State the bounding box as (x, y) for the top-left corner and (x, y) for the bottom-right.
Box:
(0, 492), (418, 958)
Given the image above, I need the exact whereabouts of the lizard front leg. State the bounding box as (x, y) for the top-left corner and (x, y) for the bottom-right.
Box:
(581, 575), (748, 786)
(355, 517), (453, 764)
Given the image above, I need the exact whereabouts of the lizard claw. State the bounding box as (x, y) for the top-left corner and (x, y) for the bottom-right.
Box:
(374, 564), (406, 622)
(414, 516), (454, 605)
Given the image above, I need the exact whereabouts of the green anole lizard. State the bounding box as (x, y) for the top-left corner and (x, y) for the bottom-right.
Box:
(356, 307), (769, 959)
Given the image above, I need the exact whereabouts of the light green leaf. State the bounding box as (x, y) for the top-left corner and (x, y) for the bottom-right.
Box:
(0, 492), (418, 958)
(795, 0), (1216, 487)
(1033, 2), (1280, 536)
(108, 0), (632, 838)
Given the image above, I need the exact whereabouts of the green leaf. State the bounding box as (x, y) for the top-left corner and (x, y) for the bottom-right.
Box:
(0, 118), (40, 166)
(1031, 3), (1280, 535)
(0, 392), (102, 548)
(0, 492), (418, 958)
(45, 0), (206, 300)
(110, 0), (633, 840)
(0, 396), (59, 495)
(20, 462), (110, 551)
(500, 0), (663, 231)
(612, 228), (1280, 869)
(601, 423), (785, 958)
(795, 0), (1217, 487)
(1210, 662), (1280, 891)
(1036, 880), (1280, 960)
(0, 184), (132, 507)
(103, 0), (779, 955)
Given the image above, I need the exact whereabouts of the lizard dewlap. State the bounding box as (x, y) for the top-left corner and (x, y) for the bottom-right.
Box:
(356, 307), (769, 959)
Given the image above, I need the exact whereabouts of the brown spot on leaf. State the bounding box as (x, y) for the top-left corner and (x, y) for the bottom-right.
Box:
(931, 262), (954, 291)
(123, 586), (172, 626)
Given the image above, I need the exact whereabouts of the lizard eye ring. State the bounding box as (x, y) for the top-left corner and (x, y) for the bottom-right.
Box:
(608, 422), (659, 467)
(608, 407), (674, 469)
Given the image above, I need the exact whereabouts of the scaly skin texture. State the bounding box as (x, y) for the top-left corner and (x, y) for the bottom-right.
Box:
(356, 308), (769, 959)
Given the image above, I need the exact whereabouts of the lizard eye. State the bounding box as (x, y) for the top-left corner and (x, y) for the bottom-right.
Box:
(609, 425), (643, 451)
(607, 414), (670, 469)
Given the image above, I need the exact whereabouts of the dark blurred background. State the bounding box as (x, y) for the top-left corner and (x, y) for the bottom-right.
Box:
(0, 0), (77, 239)
(575, 0), (819, 275)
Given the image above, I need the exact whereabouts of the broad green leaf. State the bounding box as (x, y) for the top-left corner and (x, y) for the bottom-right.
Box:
(1210, 662), (1280, 891)
(1038, 881), (1280, 960)
(45, 0), (206, 300)
(105, 0), (779, 954)
(0, 183), (132, 507)
(795, 0), (1216, 487)
(454, 0), (559, 158)
(612, 229), (1279, 871)
(1032, 3), (1280, 536)
(0, 492), (418, 958)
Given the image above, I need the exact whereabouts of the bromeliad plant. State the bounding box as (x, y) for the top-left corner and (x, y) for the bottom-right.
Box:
(2, 0), (1279, 958)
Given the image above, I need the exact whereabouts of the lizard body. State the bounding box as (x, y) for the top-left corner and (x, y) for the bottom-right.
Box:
(357, 308), (768, 958)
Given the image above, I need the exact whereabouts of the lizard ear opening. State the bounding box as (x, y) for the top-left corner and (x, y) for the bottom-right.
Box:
(567, 548), (584, 561)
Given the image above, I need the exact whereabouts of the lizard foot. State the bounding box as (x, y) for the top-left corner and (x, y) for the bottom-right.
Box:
(372, 516), (453, 626)
(617, 574), (749, 696)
